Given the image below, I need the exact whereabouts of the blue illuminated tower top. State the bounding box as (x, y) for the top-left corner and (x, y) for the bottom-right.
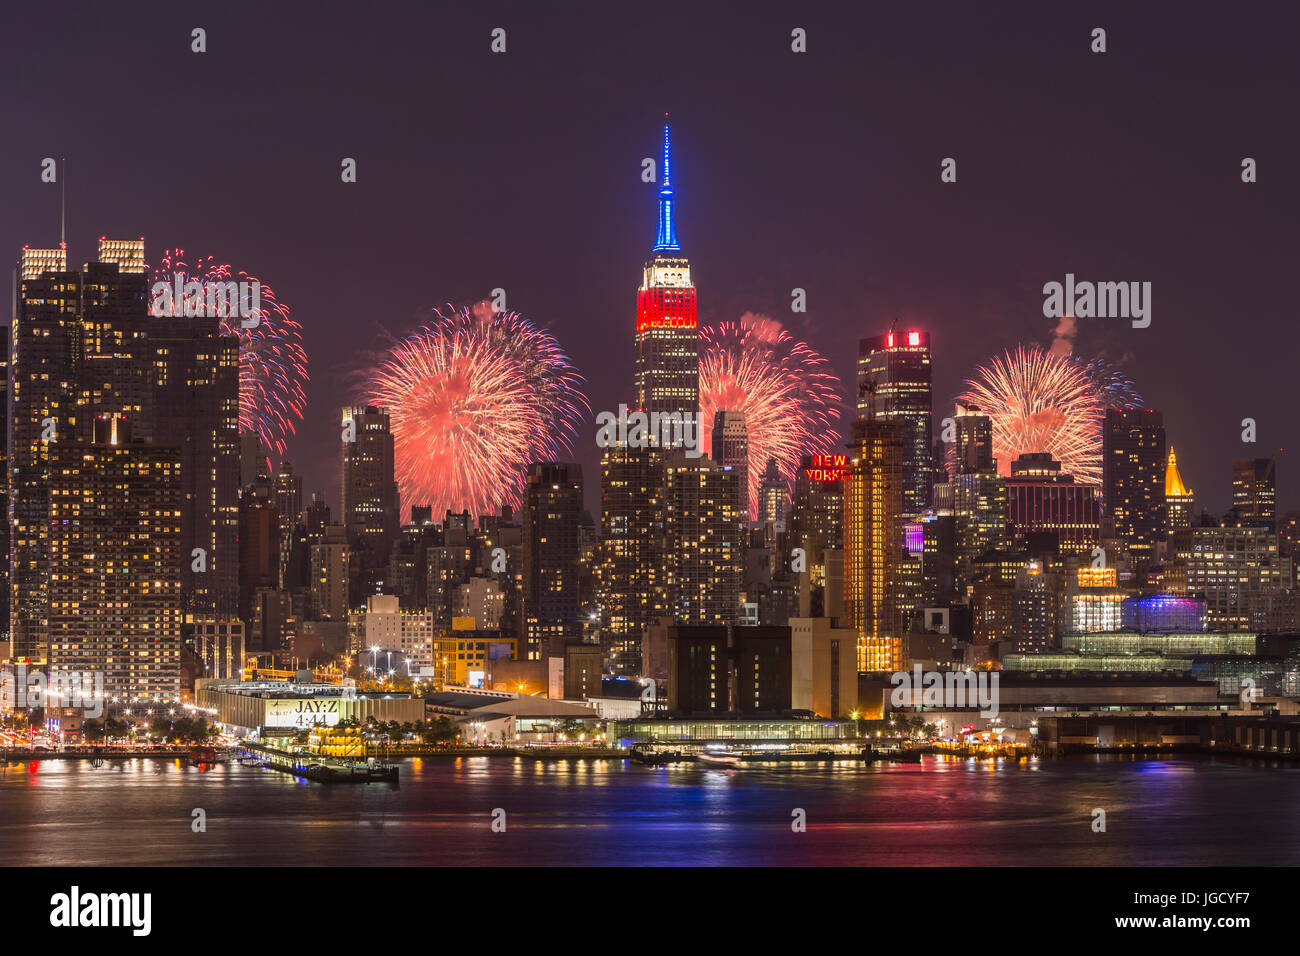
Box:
(653, 117), (681, 253)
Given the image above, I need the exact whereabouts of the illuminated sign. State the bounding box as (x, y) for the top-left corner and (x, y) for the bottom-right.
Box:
(264, 698), (341, 728)
(804, 454), (848, 482)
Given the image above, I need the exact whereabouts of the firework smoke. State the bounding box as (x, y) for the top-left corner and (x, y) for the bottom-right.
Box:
(362, 303), (588, 520)
(959, 345), (1140, 484)
(699, 313), (845, 520)
(150, 250), (307, 457)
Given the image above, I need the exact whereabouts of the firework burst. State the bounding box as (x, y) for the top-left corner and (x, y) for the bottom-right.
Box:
(362, 303), (588, 520)
(150, 250), (307, 456)
(699, 313), (845, 520)
(958, 345), (1140, 484)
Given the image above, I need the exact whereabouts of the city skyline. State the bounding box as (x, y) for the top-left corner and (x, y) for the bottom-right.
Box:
(3, 3), (1295, 518)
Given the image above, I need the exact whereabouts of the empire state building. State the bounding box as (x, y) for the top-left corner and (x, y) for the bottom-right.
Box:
(634, 119), (698, 422)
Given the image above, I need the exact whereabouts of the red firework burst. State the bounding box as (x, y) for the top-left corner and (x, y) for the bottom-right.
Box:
(699, 313), (845, 520)
(362, 303), (588, 520)
(958, 345), (1109, 483)
(150, 250), (307, 456)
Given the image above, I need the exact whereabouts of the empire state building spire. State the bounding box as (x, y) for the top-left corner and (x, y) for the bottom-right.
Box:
(653, 117), (681, 252)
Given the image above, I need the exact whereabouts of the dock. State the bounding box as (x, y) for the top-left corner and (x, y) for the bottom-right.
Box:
(234, 742), (398, 784)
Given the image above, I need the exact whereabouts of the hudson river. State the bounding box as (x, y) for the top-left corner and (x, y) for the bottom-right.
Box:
(3, 754), (1298, 865)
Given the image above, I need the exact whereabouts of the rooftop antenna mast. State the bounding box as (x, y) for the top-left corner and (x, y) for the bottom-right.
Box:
(59, 156), (66, 248)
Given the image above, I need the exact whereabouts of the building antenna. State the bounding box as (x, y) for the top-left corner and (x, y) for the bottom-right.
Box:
(59, 156), (66, 248)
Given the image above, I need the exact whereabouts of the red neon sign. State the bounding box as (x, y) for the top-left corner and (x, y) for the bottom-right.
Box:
(804, 453), (848, 482)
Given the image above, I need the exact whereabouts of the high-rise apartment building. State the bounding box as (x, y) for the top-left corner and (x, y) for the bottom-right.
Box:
(522, 462), (583, 657)
(150, 310), (240, 616)
(843, 417), (906, 671)
(340, 405), (399, 564)
(47, 415), (182, 701)
(664, 453), (743, 626)
(1103, 409), (1166, 562)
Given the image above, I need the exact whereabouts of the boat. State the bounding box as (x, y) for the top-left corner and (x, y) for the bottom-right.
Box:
(696, 750), (743, 768)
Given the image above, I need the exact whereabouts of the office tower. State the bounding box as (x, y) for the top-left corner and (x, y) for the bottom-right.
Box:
(11, 242), (149, 659)
(1232, 456), (1278, 531)
(272, 461), (303, 587)
(1005, 452), (1101, 556)
(311, 524), (351, 621)
(843, 416), (906, 672)
(858, 329), (933, 515)
(1165, 447), (1195, 534)
(634, 120), (698, 425)
(1102, 409), (1166, 562)
(758, 457), (788, 529)
(237, 482), (280, 627)
(712, 410), (749, 521)
(410, 505), (433, 526)
(952, 470), (1010, 594)
(239, 432), (269, 490)
(521, 462), (583, 657)
(150, 309), (240, 616)
(341, 405), (400, 564)
(952, 403), (994, 475)
(47, 415), (182, 701)
(664, 452), (743, 625)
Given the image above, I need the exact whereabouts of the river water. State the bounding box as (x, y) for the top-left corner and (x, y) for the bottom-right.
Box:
(2, 754), (1297, 866)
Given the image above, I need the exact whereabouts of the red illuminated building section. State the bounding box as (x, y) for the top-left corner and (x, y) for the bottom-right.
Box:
(636, 287), (698, 332)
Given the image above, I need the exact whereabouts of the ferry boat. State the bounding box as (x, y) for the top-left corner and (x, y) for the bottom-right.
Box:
(695, 750), (743, 768)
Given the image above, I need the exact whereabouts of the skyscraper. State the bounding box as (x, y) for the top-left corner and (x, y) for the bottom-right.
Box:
(858, 329), (933, 515)
(951, 403), (994, 476)
(341, 405), (399, 565)
(11, 242), (153, 660)
(634, 120), (698, 425)
(47, 415), (182, 701)
(712, 410), (749, 521)
(758, 457), (788, 530)
(522, 462), (583, 657)
(273, 461), (304, 587)
(598, 444), (665, 674)
(843, 416), (906, 672)
(1102, 409), (1166, 562)
(1232, 456), (1278, 531)
(663, 452), (743, 625)
(150, 309), (240, 616)
(1165, 446), (1194, 534)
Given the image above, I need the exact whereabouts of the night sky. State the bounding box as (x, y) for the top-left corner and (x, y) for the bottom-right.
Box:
(4, 1), (1297, 517)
